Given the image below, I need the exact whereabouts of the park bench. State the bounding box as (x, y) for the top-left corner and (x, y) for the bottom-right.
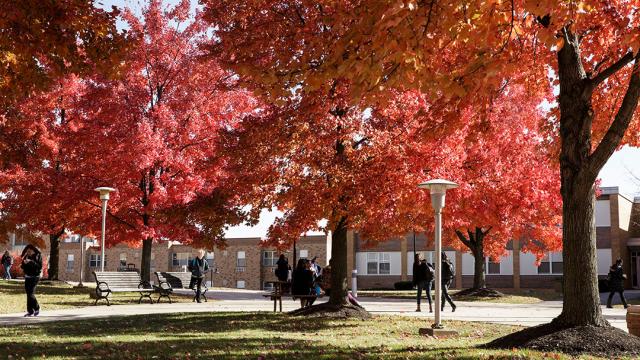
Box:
(92, 271), (154, 306)
(154, 271), (209, 303)
(262, 281), (318, 312)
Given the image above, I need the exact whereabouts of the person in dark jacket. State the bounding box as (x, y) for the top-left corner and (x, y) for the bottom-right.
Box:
(2, 250), (13, 280)
(291, 258), (315, 307)
(20, 244), (42, 316)
(413, 254), (434, 312)
(187, 249), (209, 303)
(441, 252), (457, 312)
(607, 258), (628, 308)
(275, 254), (289, 282)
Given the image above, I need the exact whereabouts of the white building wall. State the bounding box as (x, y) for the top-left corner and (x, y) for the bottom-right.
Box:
(461, 251), (513, 275)
(520, 252), (540, 275)
(597, 248), (612, 275)
(618, 197), (633, 231)
(595, 200), (611, 227)
(355, 251), (402, 275)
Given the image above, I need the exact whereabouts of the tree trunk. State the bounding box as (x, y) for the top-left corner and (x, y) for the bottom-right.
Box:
(140, 237), (153, 283)
(328, 218), (348, 306)
(552, 29), (631, 327)
(456, 227), (489, 290)
(472, 242), (486, 289)
(47, 230), (63, 280)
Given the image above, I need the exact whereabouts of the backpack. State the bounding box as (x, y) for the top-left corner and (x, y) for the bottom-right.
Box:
(425, 263), (435, 282)
(442, 260), (455, 280)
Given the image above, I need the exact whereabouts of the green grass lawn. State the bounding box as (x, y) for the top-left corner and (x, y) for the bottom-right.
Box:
(358, 288), (563, 304)
(0, 279), (194, 314)
(0, 312), (616, 359)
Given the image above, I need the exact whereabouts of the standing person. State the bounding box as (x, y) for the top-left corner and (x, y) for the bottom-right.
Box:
(440, 252), (457, 312)
(291, 258), (315, 308)
(275, 254), (289, 282)
(607, 259), (628, 309)
(187, 249), (209, 303)
(413, 254), (434, 312)
(310, 256), (322, 278)
(2, 250), (13, 280)
(20, 245), (42, 317)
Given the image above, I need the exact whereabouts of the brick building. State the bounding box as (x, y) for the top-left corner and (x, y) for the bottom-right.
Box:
(55, 234), (330, 290)
(7, 186), (640, 291)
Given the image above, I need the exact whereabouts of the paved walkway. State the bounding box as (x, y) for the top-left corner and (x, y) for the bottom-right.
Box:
(0, 289), (629, 331)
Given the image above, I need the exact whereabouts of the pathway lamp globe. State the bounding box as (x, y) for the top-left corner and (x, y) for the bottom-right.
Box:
(418, 179), (458, 332)
(94, 187), (116, 272)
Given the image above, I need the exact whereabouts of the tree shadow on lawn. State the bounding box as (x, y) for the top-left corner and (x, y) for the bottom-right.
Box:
(27, 312), (356, 338)
(0, 282), (92, 296)
(0, 336), (440, 359)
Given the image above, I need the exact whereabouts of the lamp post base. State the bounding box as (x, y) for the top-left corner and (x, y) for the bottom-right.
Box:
(419, 327), (459, 338)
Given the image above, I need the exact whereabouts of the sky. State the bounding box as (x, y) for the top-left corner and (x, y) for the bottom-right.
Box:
(97, 0), (640, 238)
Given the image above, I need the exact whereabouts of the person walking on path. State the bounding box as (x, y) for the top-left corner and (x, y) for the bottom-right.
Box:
(441, 252), (457, 312)
(20, 244), (42, 317)
(413, 254), (434, 312)
(2, 250), (13, 280)
(607, 258), (628, 309)
(188, 249), (209, 303)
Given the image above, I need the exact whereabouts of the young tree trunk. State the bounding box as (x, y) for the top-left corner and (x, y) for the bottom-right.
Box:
(328, 217), (348, 306)
(47, 230), (64, 280)
(553, 29), (640, 327)
(140, 237), (153, 283)
(456, 227), (489, 289)
(472, 242), (486, 289)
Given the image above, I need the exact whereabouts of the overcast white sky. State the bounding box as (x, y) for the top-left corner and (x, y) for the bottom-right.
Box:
(99, 0), (640, 238)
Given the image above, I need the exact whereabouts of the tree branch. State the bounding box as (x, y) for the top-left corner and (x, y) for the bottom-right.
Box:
(589, 52), (635, 88)
(588, 53), (640, 176)
(455, 229), (473, 249)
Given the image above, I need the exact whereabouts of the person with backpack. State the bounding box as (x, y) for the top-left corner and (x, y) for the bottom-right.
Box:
(20, 244), (42, 317)
(413, 254), (434, 312)
(275, 254), (289, 282)
(2, 250), (13, 280)
(187, 249), (209, 303)
(607, 258), (628, 308)
(440, 252), (457, 312)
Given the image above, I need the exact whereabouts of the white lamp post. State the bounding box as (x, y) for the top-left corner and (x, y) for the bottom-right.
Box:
(95, 187), (116, 272)
(418, 179), (458, 333)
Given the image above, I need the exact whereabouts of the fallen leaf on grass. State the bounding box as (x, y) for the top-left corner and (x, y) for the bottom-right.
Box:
(82, 342), (93, 351)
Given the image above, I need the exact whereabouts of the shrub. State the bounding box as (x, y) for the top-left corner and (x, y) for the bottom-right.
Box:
(394, 281), (414, 290)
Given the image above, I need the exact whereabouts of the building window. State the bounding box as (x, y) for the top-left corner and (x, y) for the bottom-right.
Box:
(237, 251), (246, 267)
(487, 258), (501, 275)
(89, 254), (105, 268)
(263, 251), (277, 266)
(299, 249), (309, 259)
(66, 254), (74, 272)
(237, 280), (246, 289)
(263, 281), (274, 291)
(172, 253), (190, 267)
(538, 252), (563, 275)
(64, 235), (81, 243)
(367, 253), (391, 275)
(119, 253), (127, 269)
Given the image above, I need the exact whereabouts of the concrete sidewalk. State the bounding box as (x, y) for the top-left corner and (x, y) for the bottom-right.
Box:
(0, 289), (629, 331)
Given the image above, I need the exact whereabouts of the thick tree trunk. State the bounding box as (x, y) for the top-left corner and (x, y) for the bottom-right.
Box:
(140, 237), (153, 283)
(472, 243), (486, 289)
(328, 218), (348, 306)
(47, 230), (63, 280)
(551, 29), (640, 327)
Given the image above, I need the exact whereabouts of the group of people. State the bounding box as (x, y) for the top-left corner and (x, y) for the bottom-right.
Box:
(275, 254), (329, 307)
(412, 252), (456, 313)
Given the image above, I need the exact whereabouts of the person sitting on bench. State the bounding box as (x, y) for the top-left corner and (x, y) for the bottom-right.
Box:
(291, 258), (315, 308)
